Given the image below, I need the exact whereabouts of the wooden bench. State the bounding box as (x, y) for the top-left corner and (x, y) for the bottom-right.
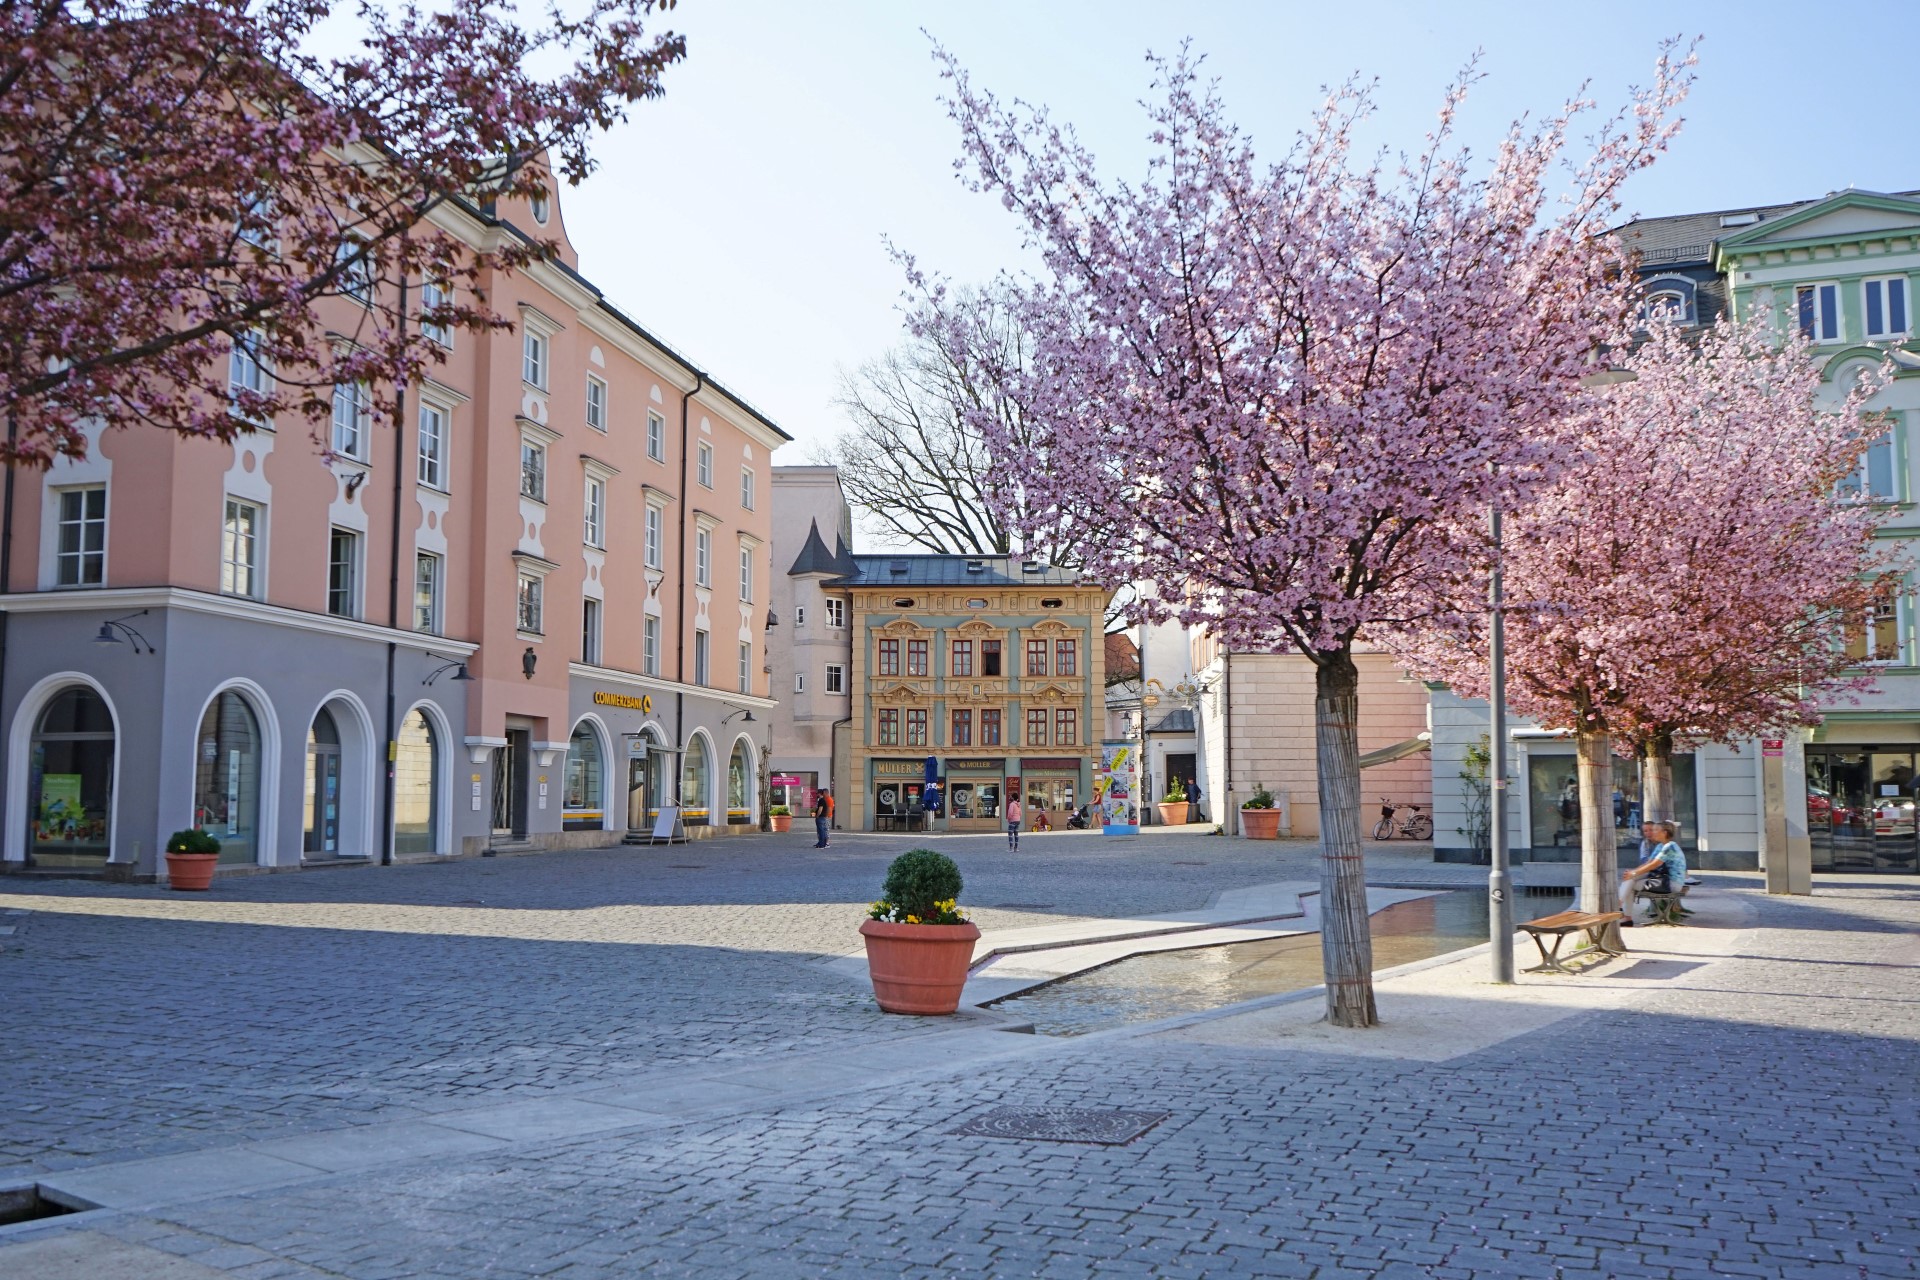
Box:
(1517, 909), (1627, 975)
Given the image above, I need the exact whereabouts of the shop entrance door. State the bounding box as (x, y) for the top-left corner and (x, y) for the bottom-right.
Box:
(1808, 749), (1919, 872)
(626, 755), (649, 833)
(491, 732), (528, 839)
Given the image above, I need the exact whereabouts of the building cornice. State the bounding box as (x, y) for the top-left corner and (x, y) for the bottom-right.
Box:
(0, 587), (478, 656)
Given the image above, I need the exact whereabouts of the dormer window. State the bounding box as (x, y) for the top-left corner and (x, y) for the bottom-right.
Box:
(1637, 277), (1695, 326)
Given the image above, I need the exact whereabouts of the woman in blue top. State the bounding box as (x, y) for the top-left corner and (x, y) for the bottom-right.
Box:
(1619, 820), (1687, 925)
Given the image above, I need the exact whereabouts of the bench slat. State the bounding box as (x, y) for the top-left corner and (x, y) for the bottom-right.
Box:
(1520, 910), (1625, 933)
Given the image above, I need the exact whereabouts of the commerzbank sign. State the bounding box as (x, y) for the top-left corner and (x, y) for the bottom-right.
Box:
(592, 691), (653, 713)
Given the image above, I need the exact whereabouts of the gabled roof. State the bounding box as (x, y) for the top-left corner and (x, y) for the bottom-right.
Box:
(787, 520), (857, 578)
(832, 553), (1081, 588)
(1712, 188), (1920, 259)
(1613, 187), (1920, 269)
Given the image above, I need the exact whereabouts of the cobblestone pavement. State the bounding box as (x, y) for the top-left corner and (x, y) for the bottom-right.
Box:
(11, 840), (1906, 1279)
(0, 828), (1459, 1174)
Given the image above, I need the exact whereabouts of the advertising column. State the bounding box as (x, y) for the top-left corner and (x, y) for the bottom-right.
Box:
(1097, 740), (1139, 835)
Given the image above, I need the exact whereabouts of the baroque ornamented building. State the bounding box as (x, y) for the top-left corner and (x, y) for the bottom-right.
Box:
(3, 174), (786, 880)
(841, 556), (1108, 833)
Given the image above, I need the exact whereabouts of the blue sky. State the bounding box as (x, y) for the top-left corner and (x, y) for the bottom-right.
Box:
(558, 1), (1913, 461)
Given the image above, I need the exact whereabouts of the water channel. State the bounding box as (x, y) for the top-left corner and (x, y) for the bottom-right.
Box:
(990, 889), (1495, 1037)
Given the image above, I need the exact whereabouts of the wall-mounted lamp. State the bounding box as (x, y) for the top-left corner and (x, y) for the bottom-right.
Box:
(765, 607), (779, 630)
(522, 647), (538, 680)
(423, 657), (475, 686)
(92, 609), (155, 654)
(722, 708), (756, 725)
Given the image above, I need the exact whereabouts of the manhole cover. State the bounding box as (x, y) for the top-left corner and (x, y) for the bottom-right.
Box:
(991, 902), (1054, 910)
(950, 1106), (1169, 1145)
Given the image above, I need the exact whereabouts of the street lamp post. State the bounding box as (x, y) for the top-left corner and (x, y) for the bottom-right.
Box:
(1488, 501), (1513, 984)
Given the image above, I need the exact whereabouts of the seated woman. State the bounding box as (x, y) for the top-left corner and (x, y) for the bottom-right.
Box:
(1619, 820), (1687, 925)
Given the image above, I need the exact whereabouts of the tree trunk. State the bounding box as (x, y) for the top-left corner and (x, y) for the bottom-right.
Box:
(1640, 732), (1675, 828)
(1577, 728), (1623, 948)
(1315, 650), (1377, 1028)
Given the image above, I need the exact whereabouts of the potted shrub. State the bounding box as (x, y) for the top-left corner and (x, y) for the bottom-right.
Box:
(1157, 776), (1191, 827)
(1240, 784), (1283, 840)
(164, 828), (221, 890)
(858, 848), (980, 1015)
(768, 804), (793, 834)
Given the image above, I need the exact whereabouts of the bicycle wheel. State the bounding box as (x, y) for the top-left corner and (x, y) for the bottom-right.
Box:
(1408, 814), (1433, 840)
(1371, 819), (1393, 840)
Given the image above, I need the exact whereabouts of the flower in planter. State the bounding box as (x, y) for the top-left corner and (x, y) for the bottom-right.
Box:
(867, 849), (968, 924)
(1242, 783), (1277, 811)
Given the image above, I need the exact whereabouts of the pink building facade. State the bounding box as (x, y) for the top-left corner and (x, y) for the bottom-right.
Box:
(1, 181), (786, 880)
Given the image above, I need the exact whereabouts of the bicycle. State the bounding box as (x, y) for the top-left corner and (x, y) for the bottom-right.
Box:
(1372, 798), (1433, 841)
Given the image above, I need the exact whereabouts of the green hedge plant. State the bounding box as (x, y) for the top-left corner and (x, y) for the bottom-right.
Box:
(868, 848), (967, 924)
(165, 828), (221, 855)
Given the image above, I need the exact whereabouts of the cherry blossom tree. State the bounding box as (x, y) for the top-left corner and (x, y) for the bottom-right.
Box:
(925, 45), (1694, 1026)
(1402, 317), (1892, 925)
(0, 0), (686, 466)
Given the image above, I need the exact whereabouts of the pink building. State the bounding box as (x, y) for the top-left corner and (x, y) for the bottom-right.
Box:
(1, 180), (786, 880)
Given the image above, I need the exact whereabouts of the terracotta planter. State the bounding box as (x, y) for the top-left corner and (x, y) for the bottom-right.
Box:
(1240, 808), (1282, 840)
(165, 852), (219, 891)
(858, 918), (982, 1015)
(770, 814), (793, 833)
(1156, 801), (1191, 826)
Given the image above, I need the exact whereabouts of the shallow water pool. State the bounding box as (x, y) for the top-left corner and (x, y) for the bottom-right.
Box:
(990, 890), (1492, 1037)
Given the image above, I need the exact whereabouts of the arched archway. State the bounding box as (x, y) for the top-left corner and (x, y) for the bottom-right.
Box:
(727, 734), (757, 827)
(16, 679), (119, 868)
(394, 701), (448, 856)
(191, 682), (279, 865)
(301, 691), (376, 860)
(565, 715), (613, 832)
(681, 730), (713, 827)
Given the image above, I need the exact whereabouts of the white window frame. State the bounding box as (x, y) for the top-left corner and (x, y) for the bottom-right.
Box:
(420, 278), (453, 348)
(227, 330), (272, 424)
(520, 438), (547, 502)
(584, 477), (606, 549)
(795, 605), (806, 627)
(586, 375), (608, 432)
(740, 466), (755, 511)
(694, 629), (710, 686)
(1864, 275), (1911, 341)
(331, 380), (371, 460)
(647, 410), (666, 463)
(643, 615), (661, 676)
(738, 641), (752, 693)
(414, 551), (441, 633)
(1797, 281), (1842, 344)
(645, 504), (664, 570)
(739, 545), (753, 602)
(517, 573), (544, 636)
(1846, 588), (1909, 667)
(825, 597), (846, 629)
(327, 527), (361, 618)
(54, 484), (107, 587)
(1844, 420), (1903, 503)
(825, 663), (844, 694)
(222, 497), (262, 598)
(582, 596), (602, 666)
(522, 329), (548, 390)
(336, 238), (373, 305)
(417, 402), (448, 490)
(794, 672), (806, 694)
(696, 441), (713, 488)
(694, 527), (711, 587)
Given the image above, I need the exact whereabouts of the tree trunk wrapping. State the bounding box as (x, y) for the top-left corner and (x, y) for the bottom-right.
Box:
(1315, 651), (1377, 1028)
(1578, 728), (1623, 949)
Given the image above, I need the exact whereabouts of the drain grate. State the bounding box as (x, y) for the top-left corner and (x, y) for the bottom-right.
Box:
(0, 1184), (91, 1227)
(950, 1105), (1169, 1145)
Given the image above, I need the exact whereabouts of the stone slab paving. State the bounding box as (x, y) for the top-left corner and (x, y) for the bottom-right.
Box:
(11, 836), (1904, 1274)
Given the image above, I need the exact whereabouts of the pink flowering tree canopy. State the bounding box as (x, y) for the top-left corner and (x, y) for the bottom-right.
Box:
(1402, 315), (1894, 773)
(925, 42), (1696, 1025)
(0, 0), (686, 466)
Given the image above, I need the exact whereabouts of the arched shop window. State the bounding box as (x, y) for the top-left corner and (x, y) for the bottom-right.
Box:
(195, 691), (262, 864)
(564, 724), (604, 831)
(28, 686), (115, 868)
(394, 709), (439, 855)
(304, 707), (341, 856)
(728, 740), (752, 822)
(681, 737), (710, 825)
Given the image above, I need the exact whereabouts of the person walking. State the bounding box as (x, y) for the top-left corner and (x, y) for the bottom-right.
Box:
(1005, 795), (1023, 850)
(1187, 777), (1204, 824)
(812, 789), (831, 849)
